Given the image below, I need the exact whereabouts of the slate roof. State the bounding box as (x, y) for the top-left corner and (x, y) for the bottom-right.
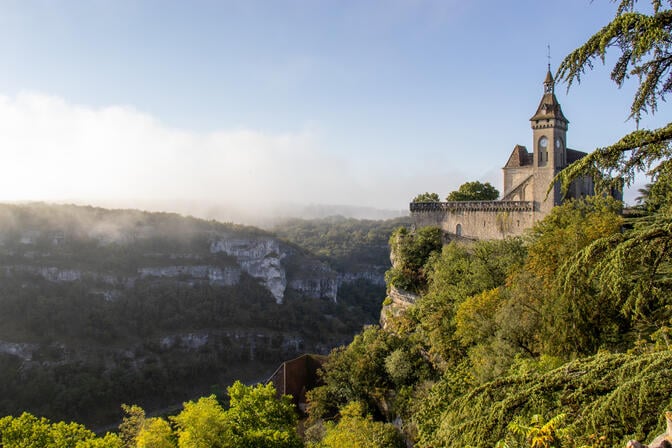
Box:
(566, 148), (587, 163)
(504, 144), (534, 168)
(530, 70), (569, 123)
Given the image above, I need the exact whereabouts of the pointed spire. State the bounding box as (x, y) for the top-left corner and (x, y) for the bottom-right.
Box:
(544, 69), (554, 94)
(530, 65), (567, 123)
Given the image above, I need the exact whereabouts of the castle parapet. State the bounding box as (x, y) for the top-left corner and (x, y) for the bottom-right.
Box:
(410, 200), (533, 213)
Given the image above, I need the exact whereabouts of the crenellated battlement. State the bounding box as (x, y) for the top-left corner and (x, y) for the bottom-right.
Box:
(410, 201), (533, 213)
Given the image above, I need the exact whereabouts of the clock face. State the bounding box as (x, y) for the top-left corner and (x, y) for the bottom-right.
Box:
(539, 136), (548, 149)
(555, 138), (562, 149)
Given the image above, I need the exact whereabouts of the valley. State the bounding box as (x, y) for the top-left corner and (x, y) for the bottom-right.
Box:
(0, 203), (403, 426)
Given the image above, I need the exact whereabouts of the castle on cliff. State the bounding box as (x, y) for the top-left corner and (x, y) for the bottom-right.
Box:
(411, 68), (595, 240)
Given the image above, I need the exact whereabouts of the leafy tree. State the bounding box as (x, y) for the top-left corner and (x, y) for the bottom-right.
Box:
(412, 192), (441, 203)
(119, 404), (146, 448)
(522, 196), (627, 357)
(307, 326), (398, 421)
(316, 401), (404, 448)
(136, 418), (175, 448)
(446, 181), (499, 201)
(172, 395), (229, 448)
(76, 433), (124, 448)
(307, 326), (432, 424)
(385, 226), (443, 293)
(0, 412), (99, 448)
(172, 384), (300, 448)
(410, 238), (526, 369)
(223, 381), (301, 448)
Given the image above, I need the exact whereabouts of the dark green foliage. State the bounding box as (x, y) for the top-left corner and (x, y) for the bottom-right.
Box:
(273, 215), (411, 269)
(410, 238), (527, 370)
(385, 226), (443, 293)
(446, 181), (499, 201)
(306, 326), (434, 424)
(412, 192), (441, 203)
(417, 351), (672, 448)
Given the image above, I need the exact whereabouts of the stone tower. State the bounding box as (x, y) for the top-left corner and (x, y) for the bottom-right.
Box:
(530, 67), (568, 215)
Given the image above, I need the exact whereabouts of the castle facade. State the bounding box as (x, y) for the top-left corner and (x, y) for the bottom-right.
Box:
(411, 68), (594, 240)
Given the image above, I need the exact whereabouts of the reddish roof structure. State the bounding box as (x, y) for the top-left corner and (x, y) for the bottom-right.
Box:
(267, 354), (327, 413)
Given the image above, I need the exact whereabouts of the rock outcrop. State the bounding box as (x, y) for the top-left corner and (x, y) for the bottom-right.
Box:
(210, 237), (288, 303)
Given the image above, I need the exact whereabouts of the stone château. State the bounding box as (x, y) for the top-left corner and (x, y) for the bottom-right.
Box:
(411, 67), (595, 240)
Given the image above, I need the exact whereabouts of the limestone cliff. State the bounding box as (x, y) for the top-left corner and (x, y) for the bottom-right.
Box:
(210, 237), (287, 303)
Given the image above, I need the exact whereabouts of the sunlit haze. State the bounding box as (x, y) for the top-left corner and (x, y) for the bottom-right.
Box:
(0, 1), (667, 222)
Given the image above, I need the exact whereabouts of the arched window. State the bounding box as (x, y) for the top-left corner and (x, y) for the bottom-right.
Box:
(538, 136), (548, 167)
(456, 223), (462, 236)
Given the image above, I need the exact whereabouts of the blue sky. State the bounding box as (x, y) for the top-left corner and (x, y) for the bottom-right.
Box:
(0, 1), (666, 219)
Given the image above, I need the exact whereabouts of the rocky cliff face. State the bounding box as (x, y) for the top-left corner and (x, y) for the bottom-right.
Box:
(1, 228), (379, 306)
(210, 237), (288, 303)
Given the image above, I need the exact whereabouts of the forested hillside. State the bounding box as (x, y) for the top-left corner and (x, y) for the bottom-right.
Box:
(0, 203), (401, 427)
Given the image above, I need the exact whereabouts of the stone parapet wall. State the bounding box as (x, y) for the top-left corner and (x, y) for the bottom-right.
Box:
(412, 204), (536, 240)
(410, 200), (533, 213)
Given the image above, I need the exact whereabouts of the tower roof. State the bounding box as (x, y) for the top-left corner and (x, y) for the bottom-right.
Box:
(530, 68), (568, 123)
(504, 144), (533, 168)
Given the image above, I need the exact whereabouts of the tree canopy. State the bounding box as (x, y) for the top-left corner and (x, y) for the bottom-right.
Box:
(412, 192), (441, 203)
(446, 181), (499, 201)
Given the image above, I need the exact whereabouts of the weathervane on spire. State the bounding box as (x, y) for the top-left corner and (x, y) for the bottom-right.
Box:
(547, 44), (551, 71)
(544, 45), (555, 94)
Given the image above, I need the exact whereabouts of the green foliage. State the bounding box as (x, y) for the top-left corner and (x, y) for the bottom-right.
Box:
(557, 193), (672, 343)
(522, 196), (628, 357)
(552, 2), (672, 355)
(412, 192), (441, 203)
(119, 404), (146, 448)
(313, 401), (404, 448)
(136, 418), (175, 448)
(171, 383), (300, 448)
(446, 181), (499, 201)
(557, 0), (672, 121)
(172, 396), (228, 448)
(410, 238), (527, 370)
(0, 382), (299, 448)
(76, 433), (124, 448)
(223, 381), (301, 448)
(417, 350), (672, 448)
(0, 412), (102, 448)
(385, 226), (443, 293)
(307, 326), (433, 424)
(502, 413), (568, 448)
(273, 215), (410, 268)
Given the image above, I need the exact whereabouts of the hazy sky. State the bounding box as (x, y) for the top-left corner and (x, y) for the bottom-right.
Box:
(0, 1), (667, 218)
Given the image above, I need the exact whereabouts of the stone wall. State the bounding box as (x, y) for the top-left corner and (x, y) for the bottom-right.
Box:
(411, 201), (535, 240)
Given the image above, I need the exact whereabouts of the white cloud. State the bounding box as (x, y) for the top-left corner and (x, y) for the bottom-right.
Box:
(0, 91), (460, 216)
(0, 92), (338, 204)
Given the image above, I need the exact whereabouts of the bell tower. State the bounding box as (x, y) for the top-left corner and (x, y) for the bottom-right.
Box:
(530, 66), (569, 216)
